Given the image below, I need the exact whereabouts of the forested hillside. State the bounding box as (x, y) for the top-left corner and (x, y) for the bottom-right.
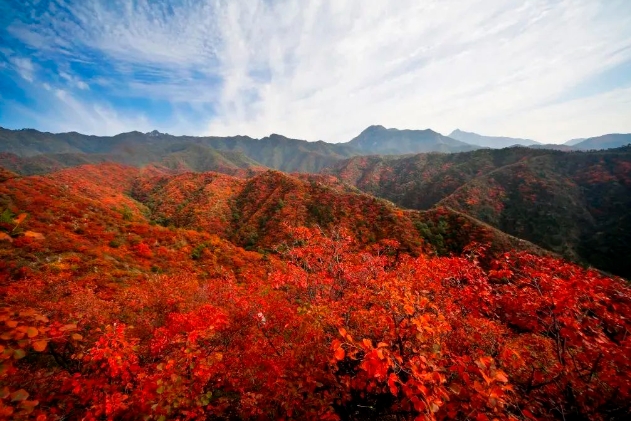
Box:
(2, 163), (629, 420)
(0, 128), (358, 174)
(325, 146), (631, 278)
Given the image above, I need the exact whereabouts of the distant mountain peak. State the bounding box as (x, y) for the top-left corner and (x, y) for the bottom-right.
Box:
(146, 130), (168, 137)
(360, 125), (387, 134)
(264, 133), (294, 143)
(347, 125), (478, 154)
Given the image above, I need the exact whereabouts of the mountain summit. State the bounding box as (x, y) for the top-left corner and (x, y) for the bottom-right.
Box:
(146, 130), (169, 137)
(346, 125), (478, 154)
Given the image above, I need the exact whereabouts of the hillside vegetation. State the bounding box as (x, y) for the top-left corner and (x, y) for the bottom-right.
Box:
(0, 128), (358, 174)
(1, 162), (629, 420)
(325, 146), (631, 278)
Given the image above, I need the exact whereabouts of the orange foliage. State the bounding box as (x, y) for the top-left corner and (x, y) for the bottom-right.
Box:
(0, 163), (629, 420)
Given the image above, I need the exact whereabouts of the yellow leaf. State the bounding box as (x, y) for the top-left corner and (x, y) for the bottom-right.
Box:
(481, 372), (493, 385)
(495, 371), (509, 383)
(376, 349), (385, 360)
(32, 340), (47, 352)
(71, 333), (83, 341)
(20, 401), (39, 415)
(449, 384), (462, 395)
(10, 389), (29, 402)
(26, 327), (38, 338)
(23, 231), (45, 240)
(14, 213), (27, 225)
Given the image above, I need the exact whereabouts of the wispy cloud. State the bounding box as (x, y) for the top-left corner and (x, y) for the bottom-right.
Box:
(205, 0), (631, 142)
(50, 88), (153, 135)
(1, 0), (631, 142)
(10, 57), (35, 82)
(59, 71), (89, 90)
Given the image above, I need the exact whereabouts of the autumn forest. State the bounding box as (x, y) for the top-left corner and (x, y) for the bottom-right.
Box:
(1, 130), (631, 421)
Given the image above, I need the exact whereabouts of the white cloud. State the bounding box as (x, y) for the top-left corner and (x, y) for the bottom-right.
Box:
(11, 57), (35, 82)
(9, 0), (222, 81)
(7, 0), (631, 142)
(59, 71), (90, 90)
(205, 0), (631, 142)
(50, 88), (152, 135)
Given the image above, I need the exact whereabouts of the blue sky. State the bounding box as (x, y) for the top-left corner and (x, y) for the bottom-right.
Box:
(1, 0), (630, 143)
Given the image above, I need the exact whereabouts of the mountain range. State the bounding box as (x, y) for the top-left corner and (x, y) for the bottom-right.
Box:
(0, 128), (356, 174)
(2, 125), (631, 420)
(2, 124), (631, 278)
(2, 126), (630, 176)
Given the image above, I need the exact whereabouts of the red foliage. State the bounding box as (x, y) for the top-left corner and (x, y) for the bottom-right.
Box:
(1, 163), (629, 420)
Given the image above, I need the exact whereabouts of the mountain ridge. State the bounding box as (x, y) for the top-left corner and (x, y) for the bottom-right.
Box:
(346, 125), (479, 154)
(324, 145), (631, 278)
(572, 133), (631, 150)
(448, 129), (540, 148)
(2, 126), (631, 178)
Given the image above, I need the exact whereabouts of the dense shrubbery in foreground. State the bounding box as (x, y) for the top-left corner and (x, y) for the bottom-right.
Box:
(2, 226), (630, 420)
